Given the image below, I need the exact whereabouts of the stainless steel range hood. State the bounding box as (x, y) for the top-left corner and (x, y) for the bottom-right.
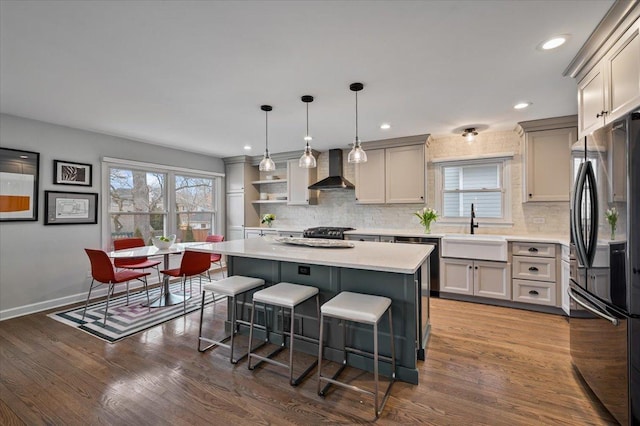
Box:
(308, 149), (355, 190)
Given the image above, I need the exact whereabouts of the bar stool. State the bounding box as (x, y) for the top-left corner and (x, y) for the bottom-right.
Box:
(247, 282), (320, 386)
(317, 291), (396, 418)
(198, 275), (265, 364)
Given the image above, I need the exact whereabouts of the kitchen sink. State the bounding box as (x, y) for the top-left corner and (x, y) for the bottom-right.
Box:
(441, 234), (508, 261)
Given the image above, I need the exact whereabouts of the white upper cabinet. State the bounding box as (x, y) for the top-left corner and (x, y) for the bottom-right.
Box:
(517, 116), (577, 202)
(286, 159), (317, 205)
(226, 162), (246, 192)
(355, 144), (425, 204)
(385, 145), (425, 203)
(355, 149), (386, 204)
(577, 19), (640, 138)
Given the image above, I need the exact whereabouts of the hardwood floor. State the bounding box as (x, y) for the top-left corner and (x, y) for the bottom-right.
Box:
(0, 289), (617, 425)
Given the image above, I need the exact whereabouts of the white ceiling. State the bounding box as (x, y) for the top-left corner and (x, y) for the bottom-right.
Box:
(0, 0), (614, 158)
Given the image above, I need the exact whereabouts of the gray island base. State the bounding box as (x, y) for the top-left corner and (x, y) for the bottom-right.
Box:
(190, 237), (433, 384)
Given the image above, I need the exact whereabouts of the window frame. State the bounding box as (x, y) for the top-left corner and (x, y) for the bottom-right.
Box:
(434, 154), (513, 226)
(101, 157), (223, 249)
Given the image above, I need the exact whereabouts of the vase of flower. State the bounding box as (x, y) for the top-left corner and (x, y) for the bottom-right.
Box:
(261, 213), (275, 228)
(414, 207), (438, 234)
(606, 207), (618, 240)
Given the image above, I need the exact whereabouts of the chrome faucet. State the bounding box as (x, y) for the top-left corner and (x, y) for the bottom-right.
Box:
(470, 203), (479, 234)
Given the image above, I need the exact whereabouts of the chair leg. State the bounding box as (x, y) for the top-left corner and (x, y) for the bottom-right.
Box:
(218, 260), (225, 278)
(247, 300), (257, 370)
(183, 276), (188, 315)
(144, 277), (150, 312)
(126, 281), (130, 305)
(82, 279), (97, 321)
(104, 283), (114, 327)
(197, 290), (207, 351)
(155, 266), (161, 285)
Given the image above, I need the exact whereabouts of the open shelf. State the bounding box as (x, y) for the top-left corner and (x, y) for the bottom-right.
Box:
(252, 179), (287, 185)
(252, 199), (288, 204)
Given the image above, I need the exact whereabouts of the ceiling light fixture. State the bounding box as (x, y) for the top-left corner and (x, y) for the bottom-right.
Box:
(298, 95), (317, 168)
(243, 145), (252, 150)
(380, 123), (391, 130)
(462, 127), (478, 143)
(539, 35), (570, 50)
(258, 105), (276, 172)
(347, 82), (367, 164)
(514, 102), (532, 110)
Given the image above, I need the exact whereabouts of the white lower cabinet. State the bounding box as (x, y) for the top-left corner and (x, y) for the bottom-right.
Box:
(511, 241), (559, 307)
(441, 258), (511, 300)
(245, 229), (277, 239)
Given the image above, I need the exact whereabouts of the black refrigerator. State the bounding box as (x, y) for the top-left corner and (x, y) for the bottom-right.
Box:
(569, 109), (639, 425)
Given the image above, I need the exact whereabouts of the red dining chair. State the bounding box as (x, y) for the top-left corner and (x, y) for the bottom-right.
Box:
(161, 250), (211, 313)
(205, 234), (225, 279)
(83, 249), (151, 327)
(113, 237), (162, 283)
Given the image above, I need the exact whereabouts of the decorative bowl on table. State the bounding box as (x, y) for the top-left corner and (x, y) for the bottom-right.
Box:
(152, 234), (176, 249)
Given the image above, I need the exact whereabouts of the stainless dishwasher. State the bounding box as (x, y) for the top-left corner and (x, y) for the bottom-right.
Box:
(394, 236), (440, 296)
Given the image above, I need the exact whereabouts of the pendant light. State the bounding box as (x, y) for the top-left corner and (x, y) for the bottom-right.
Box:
(298, 95), (317, 168)
(347, 82), (367, 164)
(259, 105), (276, 172)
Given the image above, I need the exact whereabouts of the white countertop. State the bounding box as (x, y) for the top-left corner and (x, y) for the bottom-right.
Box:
(243, 226), (569, 245)
(189, 236), (433, 274)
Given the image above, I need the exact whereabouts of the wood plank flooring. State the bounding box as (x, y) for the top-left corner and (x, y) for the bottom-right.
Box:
(0, 289), (617, 425)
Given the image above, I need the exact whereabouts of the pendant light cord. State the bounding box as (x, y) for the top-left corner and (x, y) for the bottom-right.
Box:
(265, 109), (269, 153)
(306, 102), (310, 147)
(355, 91), (359, 143)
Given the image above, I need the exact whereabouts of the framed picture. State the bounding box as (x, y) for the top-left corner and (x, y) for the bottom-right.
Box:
(54, 160), (92, 186)
(0, 147), (40, 222)
(44, 191), (98, 225)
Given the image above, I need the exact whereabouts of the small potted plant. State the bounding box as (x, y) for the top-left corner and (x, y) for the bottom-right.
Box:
(606, 206), (618, 240)
(261, 213), (276, 228)
(414, 207), (438, 234)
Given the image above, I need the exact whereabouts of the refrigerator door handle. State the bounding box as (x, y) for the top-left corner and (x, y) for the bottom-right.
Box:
(572, 162), (589, 267)
(568, 288), (619, 326)
(584, 162), (598, 267)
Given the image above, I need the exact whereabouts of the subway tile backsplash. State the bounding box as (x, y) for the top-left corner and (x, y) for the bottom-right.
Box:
(260, 130), (569, 236)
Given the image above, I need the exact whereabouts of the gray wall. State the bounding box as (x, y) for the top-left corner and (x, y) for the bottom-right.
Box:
(0, 114), (225, 319)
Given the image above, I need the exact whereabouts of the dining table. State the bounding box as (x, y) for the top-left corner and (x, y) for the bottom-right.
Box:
(109, 242), (205, 308)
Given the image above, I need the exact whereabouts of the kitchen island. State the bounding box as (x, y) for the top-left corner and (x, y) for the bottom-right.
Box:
(190, 236), (433, 384)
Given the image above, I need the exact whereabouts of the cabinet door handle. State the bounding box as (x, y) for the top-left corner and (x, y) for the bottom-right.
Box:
(596, 110), (608, 118)
(529, 290), (539, 296)
(468, 265), (472, 269)
(528, 247), (538, 253)
(528, 266), (539, 272)
(474, 266), (478, 270)
(529, 193), (532, 198)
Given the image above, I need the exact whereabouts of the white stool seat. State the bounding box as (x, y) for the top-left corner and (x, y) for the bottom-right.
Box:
(202, 275), (264, 297)
(253, 282), (319, 308)
(321, 291), (391, 324)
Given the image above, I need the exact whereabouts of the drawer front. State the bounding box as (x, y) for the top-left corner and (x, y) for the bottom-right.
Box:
(512, 279), (556, 306)
(345, 234), (380, 242)
(512, 256), (556, 282)
(512, 242), (556, 258)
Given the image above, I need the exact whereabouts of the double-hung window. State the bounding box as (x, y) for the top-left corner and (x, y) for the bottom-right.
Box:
(103, 158), (222, 249)
(434, 155), (512, 225)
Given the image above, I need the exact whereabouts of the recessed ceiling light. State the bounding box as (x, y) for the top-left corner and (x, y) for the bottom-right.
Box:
(243, 145), (251, 150)
(19, 155), (29, 159)
(514, 102), (532, 110)
(380, 123), (391, 130)
(539, 35), (570, 50)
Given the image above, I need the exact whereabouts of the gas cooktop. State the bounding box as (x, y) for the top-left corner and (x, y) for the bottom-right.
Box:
(303, 227), (355, 240)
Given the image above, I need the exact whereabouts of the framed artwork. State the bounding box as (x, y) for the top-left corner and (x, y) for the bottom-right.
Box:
(0, 147), (40, 222)
(44, 190), (98, 225)
(54, 160), (92, 186)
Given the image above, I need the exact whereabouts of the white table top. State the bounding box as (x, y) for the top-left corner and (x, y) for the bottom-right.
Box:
(109, 242), (204, 258)
(188, 236), (433, 274)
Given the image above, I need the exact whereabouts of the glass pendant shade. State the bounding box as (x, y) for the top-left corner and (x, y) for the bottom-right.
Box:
(299, 144), (317, 168)
(259, 105), (276, 172)
(259, 151), (276, 171)
(348, 139), (367, 163)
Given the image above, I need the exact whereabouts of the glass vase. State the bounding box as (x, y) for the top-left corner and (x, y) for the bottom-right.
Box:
(611, 226), (615, 240)
(423, 222), (431, 234)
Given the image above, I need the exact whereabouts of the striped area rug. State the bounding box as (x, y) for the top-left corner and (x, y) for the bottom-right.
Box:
(48, 281), (218, 343)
